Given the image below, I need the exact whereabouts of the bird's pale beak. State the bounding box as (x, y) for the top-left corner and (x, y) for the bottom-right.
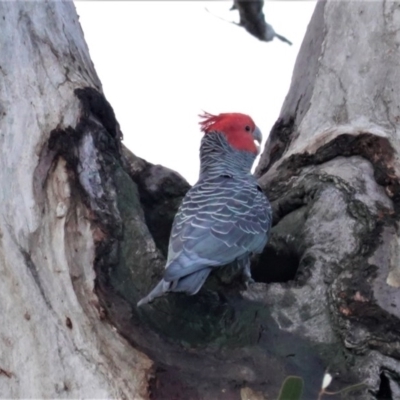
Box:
(253, 126), (263, 154)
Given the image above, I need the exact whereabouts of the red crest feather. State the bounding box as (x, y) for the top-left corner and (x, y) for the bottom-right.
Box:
(199, 112), (220, 133)
(198, 111), (259, 154)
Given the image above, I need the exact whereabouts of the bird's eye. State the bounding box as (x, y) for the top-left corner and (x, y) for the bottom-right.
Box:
(245, 125), (251, 132)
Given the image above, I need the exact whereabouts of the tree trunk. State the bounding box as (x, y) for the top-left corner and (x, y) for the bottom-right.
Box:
(255, 1), (400, 398)
(2, 1), (400, 400)
(0, 2), (151, 398)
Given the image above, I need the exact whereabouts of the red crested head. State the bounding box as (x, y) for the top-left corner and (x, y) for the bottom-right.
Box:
(199, 112), (261, 155)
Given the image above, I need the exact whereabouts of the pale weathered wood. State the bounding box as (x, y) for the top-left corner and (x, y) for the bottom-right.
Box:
(0, 2), (151, 398)
(254, 1), (400, 397)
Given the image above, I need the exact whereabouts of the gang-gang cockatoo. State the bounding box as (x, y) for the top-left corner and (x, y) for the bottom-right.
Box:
(137, 112), (272, 306)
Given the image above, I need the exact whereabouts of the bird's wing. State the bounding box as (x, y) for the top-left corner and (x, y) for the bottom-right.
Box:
(164, 175), (272, 282)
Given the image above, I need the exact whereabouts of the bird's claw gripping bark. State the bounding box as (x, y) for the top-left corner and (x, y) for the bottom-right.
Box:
(240, 258), (255, 288)
(244, 277), (255, 290)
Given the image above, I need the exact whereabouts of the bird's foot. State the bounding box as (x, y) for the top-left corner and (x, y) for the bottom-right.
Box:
(243, 276), (255, 289)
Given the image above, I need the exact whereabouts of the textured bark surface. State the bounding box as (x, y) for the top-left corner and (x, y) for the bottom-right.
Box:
(2, 1), (400, 399)
(0, 2), (151, 398)
(254, 1), (400, 398)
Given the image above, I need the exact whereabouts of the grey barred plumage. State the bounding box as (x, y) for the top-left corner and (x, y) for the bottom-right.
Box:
(199, 132), (255, 177)
(137, 114), (272, 306)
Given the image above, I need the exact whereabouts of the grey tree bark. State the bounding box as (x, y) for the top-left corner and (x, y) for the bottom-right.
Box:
(1, 1), (400, 400)
(254, 1), (400, 398)
(0, 2), (151, 398)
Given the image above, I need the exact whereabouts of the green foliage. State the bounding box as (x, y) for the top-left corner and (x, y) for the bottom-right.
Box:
(278, 376), (304, 400)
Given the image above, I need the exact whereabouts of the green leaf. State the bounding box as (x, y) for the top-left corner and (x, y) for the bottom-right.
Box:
(278, 376), (304, 400)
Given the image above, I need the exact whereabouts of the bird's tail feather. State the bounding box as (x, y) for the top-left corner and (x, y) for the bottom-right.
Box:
(137, 268), (212, 306)
(137, 279), (171, 306)
(174, 268), (212, 295)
